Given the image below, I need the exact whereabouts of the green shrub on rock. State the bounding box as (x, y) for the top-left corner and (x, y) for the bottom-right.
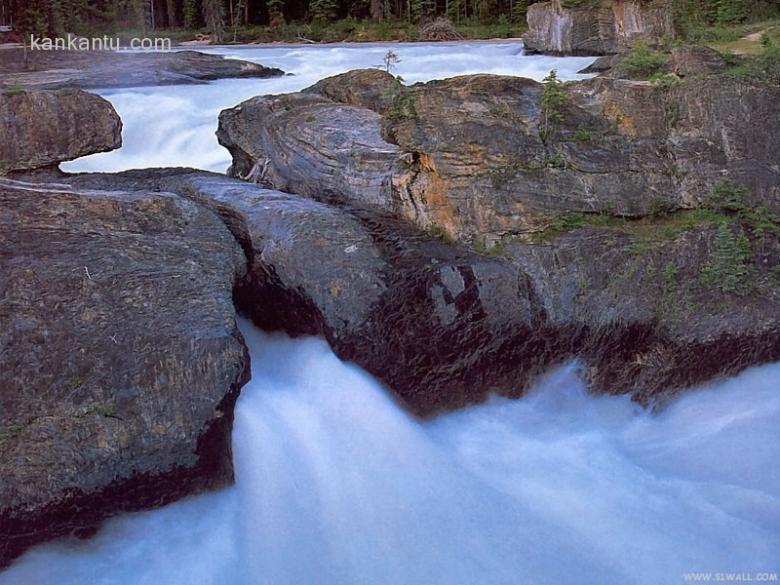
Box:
(700, 221), (754, 294)
(540, 69), (568, 142)
(616, 43), (669, 80)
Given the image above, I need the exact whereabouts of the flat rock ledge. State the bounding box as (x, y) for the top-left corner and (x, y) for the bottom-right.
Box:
(0, 49), (284, 90)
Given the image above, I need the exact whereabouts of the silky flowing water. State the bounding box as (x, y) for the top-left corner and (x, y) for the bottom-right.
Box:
(62, 41), (596, 173)
(3, 321), (778, 584)
(5, 41), (778, 584)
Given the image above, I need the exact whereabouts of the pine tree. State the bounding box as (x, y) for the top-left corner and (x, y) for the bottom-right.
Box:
(183, 0), (200, 28)
(310, 0), (338, 22)
(411, 0), (435, 22)
(268, 0), (285, 24)
(166, 0), (178, 26)
(446, 0), (463, 22)
(129, 0), (147, 29)
(715, 0), (748, 24)
(711, 222), (752, 294)
(511, 0), (527, 22)
(202, 0), (224, 41)
(540, 69), (567, 142)
(370, 0), (383, 20)
(20, 0), (50, 36)
(49, 0), (67, 34)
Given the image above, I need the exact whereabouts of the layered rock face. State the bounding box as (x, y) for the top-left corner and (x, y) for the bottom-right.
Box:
(218, 70), (780, 243)
(523, 0), (674, 55)
(0, 178), (249, 565)
(58, 170), (538, 414)
(214, 68), (780, 408)
(60, 169), (780, 418)
(0, 50), (284, 90)
(0, 88), (121, 174)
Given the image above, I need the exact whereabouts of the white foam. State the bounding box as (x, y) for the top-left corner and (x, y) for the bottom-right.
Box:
(3, 320), (778, 585)
(61, 41), (596, 174)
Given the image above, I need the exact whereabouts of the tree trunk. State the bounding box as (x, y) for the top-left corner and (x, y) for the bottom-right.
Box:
(202, 0), (225, 42)
(371, 0), (383, 20)
(166, 0), (177, 27)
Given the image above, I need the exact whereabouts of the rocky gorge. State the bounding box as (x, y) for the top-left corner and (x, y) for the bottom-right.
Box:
(1, 33), (779, 572)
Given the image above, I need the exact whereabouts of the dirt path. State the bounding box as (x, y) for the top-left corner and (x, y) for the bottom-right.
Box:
(715, 25), (777, 55)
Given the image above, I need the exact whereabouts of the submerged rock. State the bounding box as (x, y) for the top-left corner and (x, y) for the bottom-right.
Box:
(0, 178), (249, 567)
(0, 88), (121, 175)
(0, 49), (284, 90)
(523, 0), (675, 56)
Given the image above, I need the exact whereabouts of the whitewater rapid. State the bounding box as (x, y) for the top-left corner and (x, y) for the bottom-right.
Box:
(61, 41), (596, 173)
(3, 320), (778, 585)
(9, 41), (777, 584)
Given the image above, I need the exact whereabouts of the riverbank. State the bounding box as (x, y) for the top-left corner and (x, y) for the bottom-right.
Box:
(0, 18), (525, 47)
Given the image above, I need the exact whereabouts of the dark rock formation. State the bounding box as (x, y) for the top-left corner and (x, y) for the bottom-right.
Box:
(3, 163), (777, 563)
(212, 68), (780, 412)
(0, 49), (284, 90)
(670, 45), (728, 77)
(523, 0), (675, 56)
(58, 169), (780, 420)
(217, 70), (780, 243)
(54, 170), (531, 412)
(0, 177), (249, 567)
(0, 88), (121, 175)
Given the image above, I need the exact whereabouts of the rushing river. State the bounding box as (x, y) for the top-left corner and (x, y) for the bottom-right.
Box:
(7, 41), (779, 584)
(62, 41), (596, 173)
(3, 321), (779, 585)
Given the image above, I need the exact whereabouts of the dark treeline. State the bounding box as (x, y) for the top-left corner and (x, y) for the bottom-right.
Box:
(2, 0), (778, 40)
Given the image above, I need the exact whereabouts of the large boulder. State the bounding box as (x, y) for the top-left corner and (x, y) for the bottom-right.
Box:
(0, 88), (122, 174)
(523, 0), (675, 56)
(217, 70), (780, 243)
(63, 170), (540, 415)
(0, 178), (249, 567)
(211, 68), (780, 414)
